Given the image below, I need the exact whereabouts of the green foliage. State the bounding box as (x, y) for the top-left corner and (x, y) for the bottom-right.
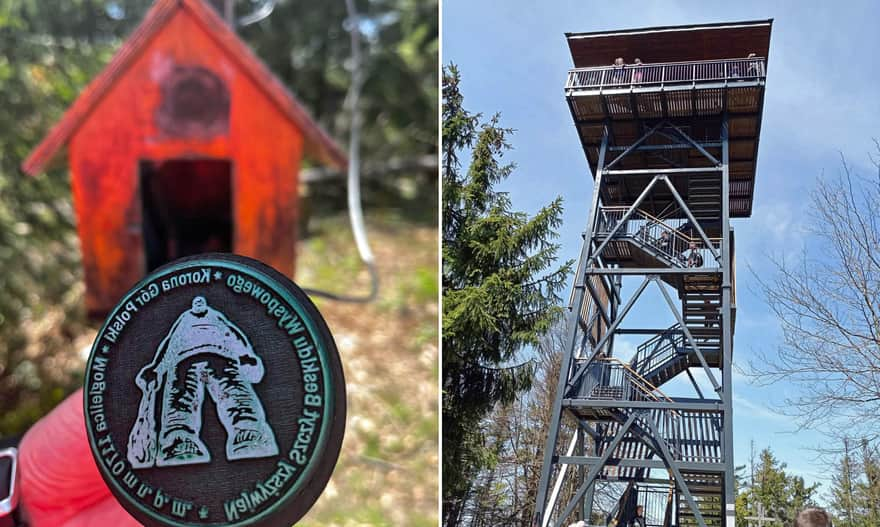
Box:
(735, 446), (819, 526)
(238, 0), (437, 162)
(441, 63), (572, 525)
(0, 0), (135, 437)
(0, 0), (436, 437)
(827, 439), (880, 527)
(457, 321), (578, 527)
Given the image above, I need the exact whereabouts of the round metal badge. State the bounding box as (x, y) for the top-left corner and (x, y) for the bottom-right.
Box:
(83, 254), (345, 527)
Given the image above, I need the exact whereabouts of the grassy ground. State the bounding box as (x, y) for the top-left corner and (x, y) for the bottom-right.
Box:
(295, 211), (439, 527)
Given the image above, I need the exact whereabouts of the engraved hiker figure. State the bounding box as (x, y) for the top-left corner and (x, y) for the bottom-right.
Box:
(127, 296), (279, 468)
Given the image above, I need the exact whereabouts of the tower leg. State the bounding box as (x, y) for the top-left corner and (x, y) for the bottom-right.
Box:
(721, 113), (736, 526)
(533, 129), (608, 527)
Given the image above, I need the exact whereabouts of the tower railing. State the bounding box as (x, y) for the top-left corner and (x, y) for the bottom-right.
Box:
(565, 57), (766, 91)
(577, 356), (673, 403)
(637, 484), (675, 527)
(595, 206), (720, 267)
(605, 482), (674, 527)
(631, 325), (686, 376)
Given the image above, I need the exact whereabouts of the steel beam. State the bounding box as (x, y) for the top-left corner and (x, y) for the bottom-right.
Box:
(586, 267), (721, 275)
(720, 112), (736, 526)
(593, 255), (622, 304)
(665, 120), (721, 166)
(577, 430), (593, 522)
(565, 276), (652, 394)
(533, 129), (609, 527)
(551, 413), (639, 527)
(643, 416), (710, 527)
(578, 309), (601, 343)
(655, 280), (722, 392)
(607, 274), (621, 364)
(572, 109), (764, 126)
(617, 328), (687, 335)
(603, 121), (666, 171)
(604, 167), (722, 176)
(686, 368), (706, 399)
(577, 420), (602, 441)
(607, 142), (722, 152)
(557, 456), (726, 473)
(584, 278), (613, 330)
(659, 175), (722, 261)
(587, 176), (660, 265)
(563, 399), (722, 412)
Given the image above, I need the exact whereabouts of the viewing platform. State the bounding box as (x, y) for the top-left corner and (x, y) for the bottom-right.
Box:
(565, 57), (765, 120)
(564, 20), (771, 218)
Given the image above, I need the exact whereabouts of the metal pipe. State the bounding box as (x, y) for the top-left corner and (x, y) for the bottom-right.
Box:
(542, 432), (579, 527)
(224, 0), (234, 25)
(302, 0), (379, 303)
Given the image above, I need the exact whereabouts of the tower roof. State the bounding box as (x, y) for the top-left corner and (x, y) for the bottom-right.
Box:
(566, 19), (772, 68)
(23, 0), (347, 175)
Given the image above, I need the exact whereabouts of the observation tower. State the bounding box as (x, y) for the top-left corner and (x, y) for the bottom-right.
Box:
(534, 20), (772, 527)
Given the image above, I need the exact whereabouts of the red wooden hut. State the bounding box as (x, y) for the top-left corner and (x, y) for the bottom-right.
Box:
(23, 0), (347, 316)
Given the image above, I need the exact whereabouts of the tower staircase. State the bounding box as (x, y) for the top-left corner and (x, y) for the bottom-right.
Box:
(686, 175), (722, 224)
(677, 473), (723, 527)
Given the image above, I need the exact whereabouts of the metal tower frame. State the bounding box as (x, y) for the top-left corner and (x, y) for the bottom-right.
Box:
(533, 116), (737, 527)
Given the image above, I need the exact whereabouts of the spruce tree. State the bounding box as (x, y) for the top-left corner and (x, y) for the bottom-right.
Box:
(828, 438), (880, 527)
(830, 441), (860, 527)
(859, 439), (880, 526)
(735, 447), (819, 525)
(442, 64), (571, 526)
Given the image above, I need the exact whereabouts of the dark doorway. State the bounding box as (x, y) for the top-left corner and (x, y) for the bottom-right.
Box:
(140, 159), (233, 271)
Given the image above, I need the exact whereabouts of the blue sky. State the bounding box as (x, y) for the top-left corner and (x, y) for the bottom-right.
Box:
(443, 0), (880, 500)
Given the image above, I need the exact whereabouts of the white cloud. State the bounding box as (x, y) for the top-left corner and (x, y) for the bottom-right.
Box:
(612, 338), (637, 361)
(733, 394), (786, 422)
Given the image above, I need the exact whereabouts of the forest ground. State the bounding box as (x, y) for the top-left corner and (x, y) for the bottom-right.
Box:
(296, 211), (439, 527)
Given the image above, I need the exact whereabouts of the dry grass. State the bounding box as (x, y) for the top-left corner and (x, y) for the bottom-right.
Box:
(296, 212), (439, 527)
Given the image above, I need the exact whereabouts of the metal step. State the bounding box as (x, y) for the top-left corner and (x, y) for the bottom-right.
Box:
(637, 343), (721, 388)
(678, 472), (724, 527)
(687, 176), (722, 223)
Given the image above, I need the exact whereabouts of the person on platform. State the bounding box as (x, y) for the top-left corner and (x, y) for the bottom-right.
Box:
(658, 230), (671, 254)
(686, 241), (704, 268)
(746, 52), (761, 76)
(631, 58), (644, 83)
(612, 57), (626, 84)
(630, 505), (646, 527)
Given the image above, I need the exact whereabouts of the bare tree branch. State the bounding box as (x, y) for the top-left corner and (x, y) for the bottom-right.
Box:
(750, 142), (880, 441)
